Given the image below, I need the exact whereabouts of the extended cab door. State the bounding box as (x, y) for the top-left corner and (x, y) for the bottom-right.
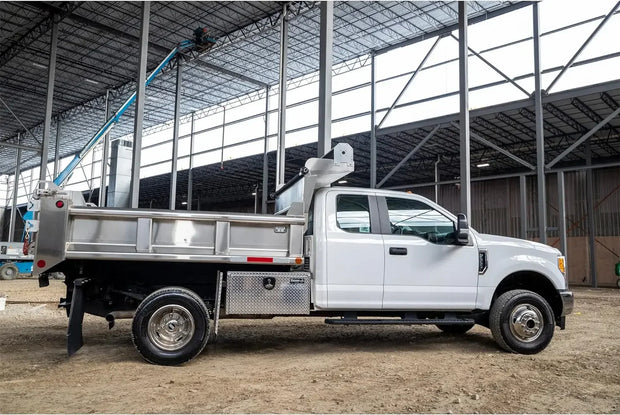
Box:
(379, 195), (478, 310)
(324, 190), (384, 309)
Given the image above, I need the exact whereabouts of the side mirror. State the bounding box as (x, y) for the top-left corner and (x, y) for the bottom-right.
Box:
(456, 213), (469, 245)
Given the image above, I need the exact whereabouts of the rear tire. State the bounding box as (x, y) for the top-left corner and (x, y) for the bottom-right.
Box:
(0, 263), (19, 280)
(436, 323), (475, 334)
(132, 287), (209, 366)
(490, 289), (555, 354)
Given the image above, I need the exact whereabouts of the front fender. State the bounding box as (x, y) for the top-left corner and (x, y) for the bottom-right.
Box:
(476, 253), (565, 310)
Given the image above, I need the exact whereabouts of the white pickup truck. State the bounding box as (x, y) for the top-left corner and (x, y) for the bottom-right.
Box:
(30, 143), (573, 365)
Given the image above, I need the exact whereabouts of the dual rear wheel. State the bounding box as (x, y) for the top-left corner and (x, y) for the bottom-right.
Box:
(132, 287), (210, 366)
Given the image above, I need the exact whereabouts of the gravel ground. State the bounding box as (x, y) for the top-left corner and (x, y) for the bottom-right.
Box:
(0, 279), (618, 414)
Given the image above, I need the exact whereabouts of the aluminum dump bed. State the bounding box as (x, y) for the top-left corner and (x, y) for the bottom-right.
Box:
(32, 190), (305, 275)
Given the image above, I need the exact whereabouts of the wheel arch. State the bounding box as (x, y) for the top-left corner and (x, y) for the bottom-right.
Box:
(492, 271), (562, 324)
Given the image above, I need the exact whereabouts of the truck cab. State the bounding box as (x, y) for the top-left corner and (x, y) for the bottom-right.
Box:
(307, 185), (573, 355)
(309, 186), (571, 311)
(309, 187), (479, 311)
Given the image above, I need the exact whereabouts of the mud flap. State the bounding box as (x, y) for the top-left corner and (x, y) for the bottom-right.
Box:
(67, 278), (90, 356)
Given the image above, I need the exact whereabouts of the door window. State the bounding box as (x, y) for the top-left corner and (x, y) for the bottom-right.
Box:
(385, 197), (455, 244)
(336, 195), (371, 233)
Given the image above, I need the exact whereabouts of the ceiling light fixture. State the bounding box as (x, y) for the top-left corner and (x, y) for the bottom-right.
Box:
(31, 62), (47, 69)
(476, 163), (490, 168)
(84, 78), (100, 85)
(337, 180), (347, 184)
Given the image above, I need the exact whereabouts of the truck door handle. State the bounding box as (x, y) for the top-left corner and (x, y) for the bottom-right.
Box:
(389, 247), (407, 255)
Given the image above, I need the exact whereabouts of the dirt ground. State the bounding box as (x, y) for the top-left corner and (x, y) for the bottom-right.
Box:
(0, 279), (618, 414)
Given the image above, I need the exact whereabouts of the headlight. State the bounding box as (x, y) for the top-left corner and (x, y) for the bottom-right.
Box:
(558, 256), (566, 274)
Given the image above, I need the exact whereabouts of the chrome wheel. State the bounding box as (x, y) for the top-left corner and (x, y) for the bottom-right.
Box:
(509, 303), (543, 343)
(147, 304), (195, 351)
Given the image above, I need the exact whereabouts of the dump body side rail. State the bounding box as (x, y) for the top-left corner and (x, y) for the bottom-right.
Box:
(34, 193), (305, 275)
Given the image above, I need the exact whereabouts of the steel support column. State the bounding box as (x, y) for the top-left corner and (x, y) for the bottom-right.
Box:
(519, 175), (527, 239)
(585, 144), (597, 287)
(187, 112), (195, 211)
(8, 134), (22, 243)
(370, 51), (377, 189)
(129, 1), (150, 208)
(220, 107), (226, 169)
(275, 4), (288, 188)
(170, 59), (183, 210)
(2, 182), (9, 237)
(556, 171), (567, 257)
(317, 1), (333, 157)
(99, 90), (111, 207)
(533, 3), (547, 244)
(40, 19), (58, 184)
(458, 2), (471, 219)
(53, 119), (61, 178)
(262, 87), (270, 213)
(88, 141), (97, 203)
(434, 156), (440, 203)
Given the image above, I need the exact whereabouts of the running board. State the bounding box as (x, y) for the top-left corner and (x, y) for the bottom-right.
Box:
(324, 312), (474, 325)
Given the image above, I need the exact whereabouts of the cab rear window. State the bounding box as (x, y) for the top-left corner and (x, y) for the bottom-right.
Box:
(336, 195), (370, 233)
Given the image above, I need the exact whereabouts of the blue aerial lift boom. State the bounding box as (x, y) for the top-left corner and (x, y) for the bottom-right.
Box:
(0, 31), (215, 279)
(55, 32), (215, 186)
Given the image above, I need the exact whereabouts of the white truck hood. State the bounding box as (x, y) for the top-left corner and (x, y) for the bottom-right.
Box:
(475, 232), (561, 256)
(472, 231), (566, 290)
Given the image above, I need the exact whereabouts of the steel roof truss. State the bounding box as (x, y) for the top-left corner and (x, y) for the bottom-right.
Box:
(0, 2), (84, 70)
(458, 122), (534, 170)
(547, 105), (620, 169)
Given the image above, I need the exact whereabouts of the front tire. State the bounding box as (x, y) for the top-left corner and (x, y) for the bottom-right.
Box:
(132, 287), (210, 365)
(490, 289), (555, 354)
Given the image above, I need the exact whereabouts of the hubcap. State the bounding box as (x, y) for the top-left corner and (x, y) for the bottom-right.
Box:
(509, 303), (543, 342)
(147, 304), (195, 351)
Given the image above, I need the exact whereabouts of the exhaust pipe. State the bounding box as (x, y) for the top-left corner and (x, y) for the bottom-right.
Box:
(105, 311), (135, 329)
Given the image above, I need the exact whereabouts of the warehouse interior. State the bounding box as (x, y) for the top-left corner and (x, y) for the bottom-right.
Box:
(1, 0), (619, 287)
